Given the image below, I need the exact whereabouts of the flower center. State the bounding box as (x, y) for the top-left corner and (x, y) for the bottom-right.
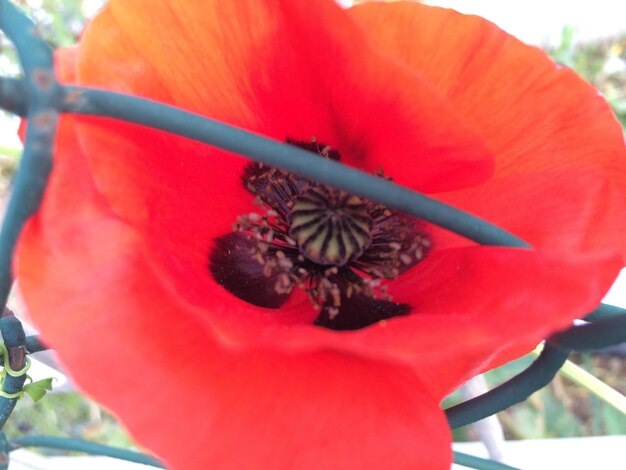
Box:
(209, 138), (431, 330)
(289, 186), (372, 266)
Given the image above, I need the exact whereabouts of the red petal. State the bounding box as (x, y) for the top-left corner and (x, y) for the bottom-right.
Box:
(17, 125), (451, 468)
(350, 2), (626, 256)
(359, 246), (622, 397)
(61, 0), (496, 327)
(195, 244), (620, 399)
(441, 169), (626, 254)
(17, 6), (626, 461)
(27, 20), (624, 404)
(74, 0), (493, 240)
(24, 118), (619, 401)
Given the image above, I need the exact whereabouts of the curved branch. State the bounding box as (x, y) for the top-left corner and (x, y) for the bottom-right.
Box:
(445, 344), (570, 429)
(11, 435), (164, 468)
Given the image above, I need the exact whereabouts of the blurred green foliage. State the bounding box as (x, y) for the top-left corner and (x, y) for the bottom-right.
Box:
(15, 0), (94, 47)
(488, 355), (626, 439)
(446, 354), (626, 442)
(4, 391), (135, 450)
(549, 25), (626, 128)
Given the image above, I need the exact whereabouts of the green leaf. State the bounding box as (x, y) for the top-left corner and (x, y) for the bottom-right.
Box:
(23, 378), (54, 402)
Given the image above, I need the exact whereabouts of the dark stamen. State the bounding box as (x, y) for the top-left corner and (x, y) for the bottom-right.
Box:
(210, 137), (431, 330)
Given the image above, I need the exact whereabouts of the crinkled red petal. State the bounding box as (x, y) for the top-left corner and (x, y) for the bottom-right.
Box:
(20, 115), (622, 402)
(15, 5), (626, 465)
(217, 245), (620, 399)
(23, 36), (625, 402)
(74, 0), (493, 240)
(350, 2), (626, 257)
(17, 118), (451, 469)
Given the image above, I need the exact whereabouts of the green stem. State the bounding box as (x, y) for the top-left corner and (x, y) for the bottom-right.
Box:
(550, 314), (626, 350)
(0, 1), (61, 308)
(24, 335), (47, 353)
(0, 77), (529, 248)
(3, 76), (624, 317)
(0, 317), (27, 431)
(63, 86), (529, 248)
(584, 303), (626, 322)
(445, 344), (570, 429)
(11, 436), (165, 468)
(453, 451), (520, 470)
(530, 348), (626, 415)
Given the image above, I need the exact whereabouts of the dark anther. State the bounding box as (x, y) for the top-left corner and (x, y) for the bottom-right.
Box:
(209, 233), (291, 309)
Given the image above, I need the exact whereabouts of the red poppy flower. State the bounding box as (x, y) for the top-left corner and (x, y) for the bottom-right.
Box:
(15, 1), (626, 469)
